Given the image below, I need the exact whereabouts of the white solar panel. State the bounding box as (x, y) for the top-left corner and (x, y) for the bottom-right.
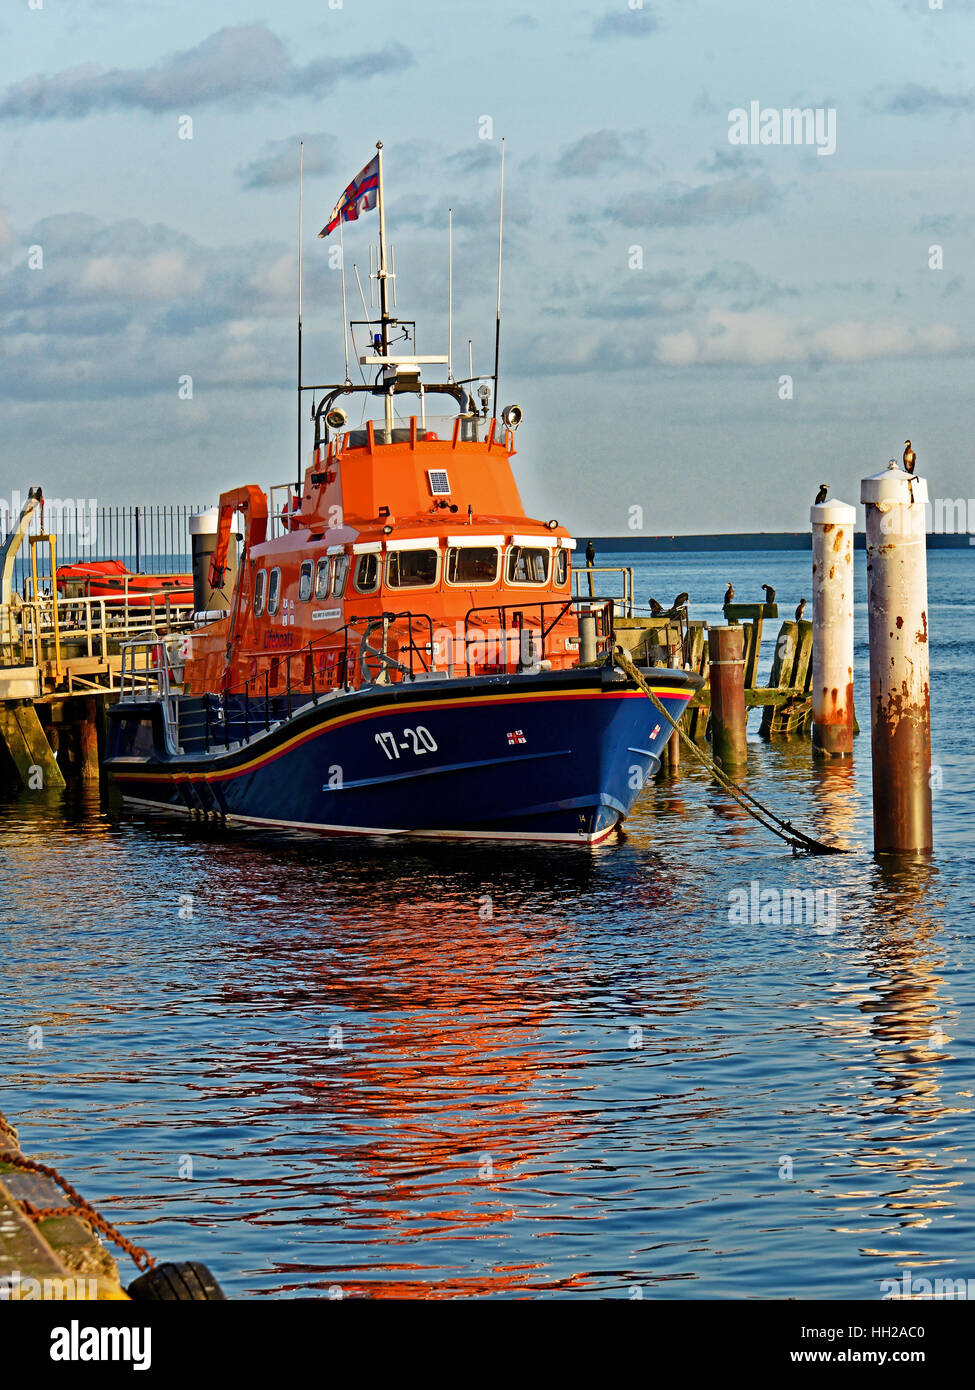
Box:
(427, 469), (451, 496)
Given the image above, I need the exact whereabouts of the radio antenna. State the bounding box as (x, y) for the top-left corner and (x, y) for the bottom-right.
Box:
(297, 139), (304, 494)
(492, 137), (505, 417)
(447, 206), (453, 381)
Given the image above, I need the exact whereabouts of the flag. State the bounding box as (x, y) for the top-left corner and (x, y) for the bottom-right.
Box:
(318, 155), (380, 238)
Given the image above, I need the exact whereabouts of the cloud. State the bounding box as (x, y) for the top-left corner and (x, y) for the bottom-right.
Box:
(869, 83), (975, 115)
(696, 146), (761, 175)
(655, 308), (964, 367)
(0, 212), (320, 401)
(0, 24), (413, 121)
(445, 143), (500, 177)
(238, 133), (337, 190)
(557, 130), (628, 177)
(607, 176), (778, 227)
(592, 6), (659, 39)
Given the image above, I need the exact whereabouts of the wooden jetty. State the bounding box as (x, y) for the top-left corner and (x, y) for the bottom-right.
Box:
(600, 591), (822, 762)
(0, 1116), (129, 1300)
(0, 491), (193, 791)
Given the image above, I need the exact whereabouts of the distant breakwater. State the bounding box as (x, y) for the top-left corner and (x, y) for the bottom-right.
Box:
(574, 532), (973, 553)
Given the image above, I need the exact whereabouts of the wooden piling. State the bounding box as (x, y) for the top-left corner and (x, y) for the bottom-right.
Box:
(0, 701), (66, 790)
(685, 622), (710, 743)
(708, 625), (747, 769)
(811, 500), (857, 756)
(78, 696), (100, 781)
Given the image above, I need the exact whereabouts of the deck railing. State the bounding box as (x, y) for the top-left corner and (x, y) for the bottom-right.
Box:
(1, 593), (196, 675)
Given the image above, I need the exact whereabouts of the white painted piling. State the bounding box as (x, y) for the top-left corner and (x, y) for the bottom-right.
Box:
(860, 462), (932, 853)
(810, 498), (856, 756)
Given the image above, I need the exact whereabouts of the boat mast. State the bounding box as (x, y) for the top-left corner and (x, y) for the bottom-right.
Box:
(297, 139), (304, 493)
(375, 140), (394, 439)
(492, 137), (505, 420)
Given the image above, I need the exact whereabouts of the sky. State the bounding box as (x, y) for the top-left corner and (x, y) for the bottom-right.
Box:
(1, 0), (973, 534)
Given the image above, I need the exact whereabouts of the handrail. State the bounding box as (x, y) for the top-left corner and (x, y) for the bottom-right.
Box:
(462, 596), (613, 675)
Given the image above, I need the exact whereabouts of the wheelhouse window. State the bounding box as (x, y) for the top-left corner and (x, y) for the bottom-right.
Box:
(506, 546), (550, 585)
(554, 549), (568, 586)
(315, 558), (330, 600)
(354, 553), (380, 593)
(253, 569), (267, 617)
(386, 548), (439, 589)
(298, 559), (314, 602)
(446, 546), (499, 586)
(267, 567), (282, 616)
(331, 553), (349, 597)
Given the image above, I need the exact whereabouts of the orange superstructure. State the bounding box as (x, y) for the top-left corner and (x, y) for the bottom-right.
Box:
(182, 413), (584, 701)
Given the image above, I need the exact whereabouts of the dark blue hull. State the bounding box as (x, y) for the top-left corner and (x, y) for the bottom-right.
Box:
(106, 666), (698, 846)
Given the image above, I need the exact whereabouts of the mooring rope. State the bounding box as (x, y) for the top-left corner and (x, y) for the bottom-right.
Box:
(0, 1112), (154, 1271)
(614, 646), (848, 856)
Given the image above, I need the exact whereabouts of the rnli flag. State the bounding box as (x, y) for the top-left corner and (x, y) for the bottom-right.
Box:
(318, 155), (380, 238)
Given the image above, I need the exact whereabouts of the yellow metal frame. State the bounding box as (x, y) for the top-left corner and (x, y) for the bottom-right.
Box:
(28, 533), (62, 679)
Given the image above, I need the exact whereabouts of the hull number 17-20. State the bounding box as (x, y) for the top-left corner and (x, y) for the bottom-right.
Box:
(375, 726), (438, 760)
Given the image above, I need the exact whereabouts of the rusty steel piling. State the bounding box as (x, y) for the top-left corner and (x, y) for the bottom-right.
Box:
(861, 462), (932, 854)
(810, 498), (856, 757)
(708, 625), (748, 770)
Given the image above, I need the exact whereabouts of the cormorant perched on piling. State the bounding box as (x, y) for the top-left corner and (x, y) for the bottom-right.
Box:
(762, 584), (776, 604)
(672, 592), (689, 611)
(795, 597), (807, 621)
(648, 597), (664, 615)
(903, 440), (916, 474)
(815, 484), (828, 505)
(585, 540), (595, 567)
(723, 582), (735, 606)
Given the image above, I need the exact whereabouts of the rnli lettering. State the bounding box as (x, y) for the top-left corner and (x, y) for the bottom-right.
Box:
(263, 632), (295, 649)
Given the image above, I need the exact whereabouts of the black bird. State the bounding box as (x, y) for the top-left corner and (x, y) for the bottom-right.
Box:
(672, 591), (689, 610)
(795, 597), (807, 621)
(815, 483), (828, 505)
(762, 584), (776, 604)
(903, 440), (916, 474)
(723, 582), (735, 606)
(648, 597), (665, 615)
(585, 540), (595, 567)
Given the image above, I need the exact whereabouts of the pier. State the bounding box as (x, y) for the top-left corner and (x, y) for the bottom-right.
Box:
(0, 491), (196, 791)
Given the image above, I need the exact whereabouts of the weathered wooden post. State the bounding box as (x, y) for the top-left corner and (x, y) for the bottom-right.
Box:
(709, 625), (747, 769)
(811, 498), (856, 756)
(861, 462), (932, 853)
(78, 696), (99, 781)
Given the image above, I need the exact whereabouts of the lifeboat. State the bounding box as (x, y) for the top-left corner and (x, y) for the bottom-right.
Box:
(57, 560), (193, 609)
(105, 148), (700, 845)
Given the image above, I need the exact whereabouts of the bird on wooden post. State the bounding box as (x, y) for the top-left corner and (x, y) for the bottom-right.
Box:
(648, 597), (664, 616)
(903, 440), (916, 474)
(585, 540), (595, 567)
(762, 584), (776, 604)
(815, 483), (828, 505)
(795, 597), (807, 621)
(723, 582), (735, 606)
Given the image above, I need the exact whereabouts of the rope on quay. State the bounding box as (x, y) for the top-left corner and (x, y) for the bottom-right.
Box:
(0, 1111), (155, 1272)
(614, 646), (849, 857)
